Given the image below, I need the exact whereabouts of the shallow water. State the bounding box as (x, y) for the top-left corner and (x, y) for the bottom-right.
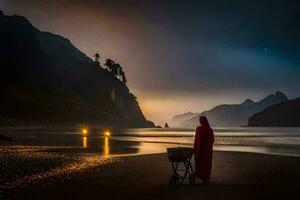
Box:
(1, 127), (300, 157)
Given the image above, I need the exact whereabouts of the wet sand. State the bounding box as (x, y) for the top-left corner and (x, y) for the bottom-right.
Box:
(2, 146), (300, 200)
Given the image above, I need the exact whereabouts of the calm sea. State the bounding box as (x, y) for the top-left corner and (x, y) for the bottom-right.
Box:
(1, 127), (300, 157)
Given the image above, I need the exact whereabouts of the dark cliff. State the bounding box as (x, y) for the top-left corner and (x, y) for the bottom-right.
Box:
(248, 98), (300, 127)
(0, 11), (154, 127)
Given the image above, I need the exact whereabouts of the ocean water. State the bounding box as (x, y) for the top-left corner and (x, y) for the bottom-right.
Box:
(1, 127), (300, 157)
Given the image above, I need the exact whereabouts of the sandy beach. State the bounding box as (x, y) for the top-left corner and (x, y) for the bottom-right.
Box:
(1, 143), (300, 200)
(1, 1), (300, 200)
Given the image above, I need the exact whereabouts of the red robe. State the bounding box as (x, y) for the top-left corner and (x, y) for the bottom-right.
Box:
(193, 126), (214, 179)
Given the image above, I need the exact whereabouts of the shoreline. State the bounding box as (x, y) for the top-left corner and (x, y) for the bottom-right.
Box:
(1, 139), (300, 158)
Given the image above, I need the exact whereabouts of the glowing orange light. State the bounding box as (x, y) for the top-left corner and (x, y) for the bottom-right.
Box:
(104, 131), (111, 137)
(82, 128), (88, 135)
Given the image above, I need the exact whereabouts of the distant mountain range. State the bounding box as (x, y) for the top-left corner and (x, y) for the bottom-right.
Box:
(0, 11), (154, 127)
(248, 98), (300, 127)
(177, 92), (288, 127)
(171, 112), (199, 127)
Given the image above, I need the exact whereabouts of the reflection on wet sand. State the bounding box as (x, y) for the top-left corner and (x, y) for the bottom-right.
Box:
(0, 146), (120, 189)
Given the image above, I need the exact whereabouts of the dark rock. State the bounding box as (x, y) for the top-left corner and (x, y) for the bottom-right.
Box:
(164, 123), (169, 128)
(248, 98), (300, 127)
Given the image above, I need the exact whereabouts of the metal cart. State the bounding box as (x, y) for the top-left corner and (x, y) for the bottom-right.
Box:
(167, 147), (194, 185)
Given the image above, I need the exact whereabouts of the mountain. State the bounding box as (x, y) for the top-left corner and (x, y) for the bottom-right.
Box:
(171, 112), (199, 126)
(248, 98), (300, 127)
(0, 11), (154, 127)
(179, 92), (288, 127)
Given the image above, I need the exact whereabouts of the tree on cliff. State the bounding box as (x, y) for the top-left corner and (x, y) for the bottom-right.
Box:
(115, 64), (127, 84)
(112, 64), (121, 77)
(94, 53), (100, 66)
(104, 59), (115, 71)
(120, 70), (127, 84)
(104, 59), (127, 84)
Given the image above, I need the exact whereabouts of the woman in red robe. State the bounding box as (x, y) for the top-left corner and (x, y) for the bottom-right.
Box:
(193, 116), (214, 183)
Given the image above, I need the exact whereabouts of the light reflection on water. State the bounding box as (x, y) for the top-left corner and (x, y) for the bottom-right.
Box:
(82, 136), (88, 148)
(103, 136), (110, 156)
(1, 127), (300, 157)
(81, 136), (111, 156)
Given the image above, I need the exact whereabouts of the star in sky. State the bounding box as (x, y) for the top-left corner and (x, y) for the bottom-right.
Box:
(264, 48), (268, 55)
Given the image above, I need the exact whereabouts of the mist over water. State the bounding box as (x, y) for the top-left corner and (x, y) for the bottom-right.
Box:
(2, 127), (300, 157)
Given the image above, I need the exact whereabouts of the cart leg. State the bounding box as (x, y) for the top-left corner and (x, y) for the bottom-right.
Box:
(187, 161), (195, 184)
(181, 161), (190, 184)
(184, 158), (195, 185)
(188, 157), (194, 174)
(171, 162), (180, 176)
(187, 158), (194, 176)
(170, 162), (180, 185)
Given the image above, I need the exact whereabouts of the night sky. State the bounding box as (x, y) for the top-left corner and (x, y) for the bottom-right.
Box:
(1, 0), (300, 124)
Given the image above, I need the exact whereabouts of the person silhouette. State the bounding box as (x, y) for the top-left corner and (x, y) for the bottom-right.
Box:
(193, 116), (214, 184)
